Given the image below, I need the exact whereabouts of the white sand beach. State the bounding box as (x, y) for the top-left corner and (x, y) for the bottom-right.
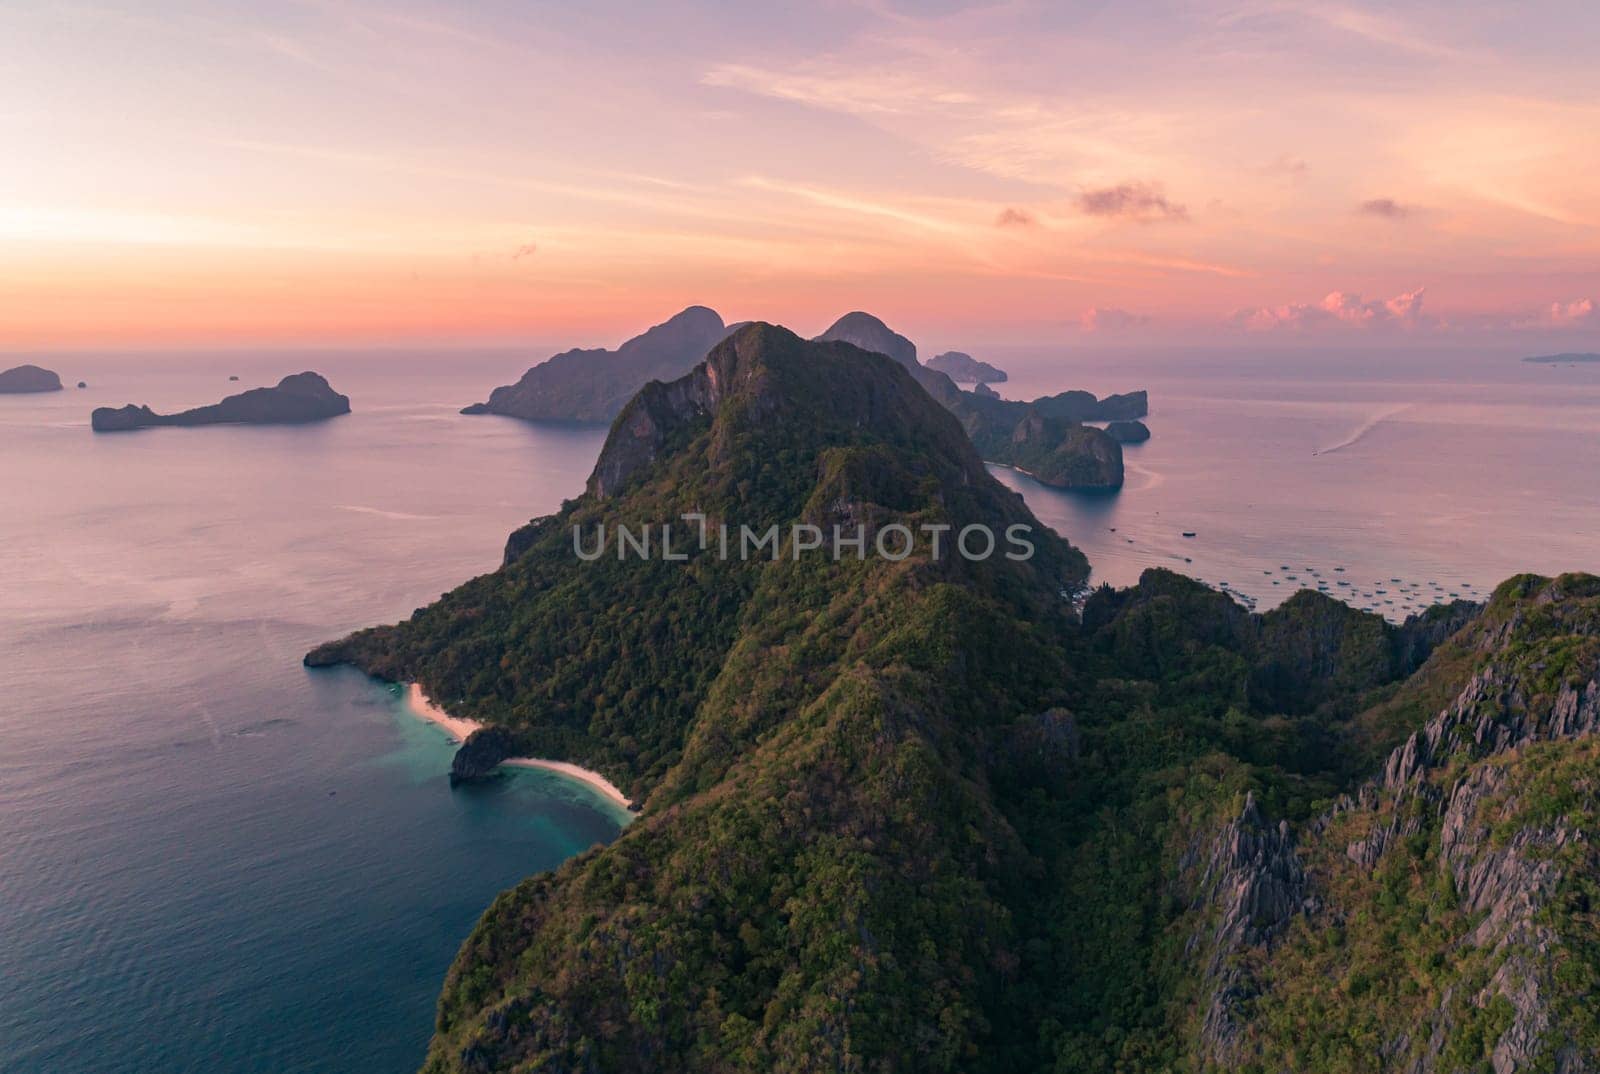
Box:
(404, 684), (634, 811)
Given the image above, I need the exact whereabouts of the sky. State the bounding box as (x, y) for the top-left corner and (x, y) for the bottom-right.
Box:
(2, 0), (1598, 350)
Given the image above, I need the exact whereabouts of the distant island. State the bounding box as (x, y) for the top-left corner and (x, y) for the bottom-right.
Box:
(0, 364), (63, 394)
(925, 350), (1008, 384)
(815, 311), (1142, 490)
(91, 372), (350, 432)
(462, 305), (732, 422)
(1522, 352), (1600, 363)
(463, 305), (1145, 491)
(1105, 419), (1151, 443)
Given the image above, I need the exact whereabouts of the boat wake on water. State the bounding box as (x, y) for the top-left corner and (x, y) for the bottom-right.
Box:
(1314, 403), (1412, 455)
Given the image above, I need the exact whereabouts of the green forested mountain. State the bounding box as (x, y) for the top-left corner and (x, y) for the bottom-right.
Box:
(309, 323), (1600, 1073)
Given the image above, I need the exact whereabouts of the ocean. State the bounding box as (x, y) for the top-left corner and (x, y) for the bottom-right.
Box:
(2, 341), (1597, 1073)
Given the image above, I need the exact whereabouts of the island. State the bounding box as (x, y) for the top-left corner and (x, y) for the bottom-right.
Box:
(91, 372), (350, 432)
(1105, 418), (1151, 443)
(1521, 352), (1600, 363)
(307, 322), (1597, 1074)
(0, 364), (63, 393)
(461, 305), (1139, 490)
(1004, 411), (1125, 488)
(925, 350), (1008, 383)
(462, 305), (731, 423)
(818, 311), (1139, 489)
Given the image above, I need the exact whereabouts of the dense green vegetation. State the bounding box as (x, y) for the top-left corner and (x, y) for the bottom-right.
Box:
(309, 326), (1600, 1073)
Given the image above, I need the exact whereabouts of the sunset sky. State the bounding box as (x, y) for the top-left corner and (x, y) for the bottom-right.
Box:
(3, 0), (1598, 349)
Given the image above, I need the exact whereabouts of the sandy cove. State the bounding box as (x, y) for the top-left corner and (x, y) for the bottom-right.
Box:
(404, 684), (634, 812)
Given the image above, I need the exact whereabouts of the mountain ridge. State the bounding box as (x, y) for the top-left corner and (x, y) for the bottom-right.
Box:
(306, 322), (1598, 1072)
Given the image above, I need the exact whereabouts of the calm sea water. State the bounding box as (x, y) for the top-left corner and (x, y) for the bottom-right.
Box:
(0, 351), (619, 1074)
(986, 345), (1600, 616)
(2, 342), (1597, 1073)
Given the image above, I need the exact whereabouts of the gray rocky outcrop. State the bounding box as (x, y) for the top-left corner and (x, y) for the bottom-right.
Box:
(451, 726), (521, 785)
(1188, 792), (1311, 1065)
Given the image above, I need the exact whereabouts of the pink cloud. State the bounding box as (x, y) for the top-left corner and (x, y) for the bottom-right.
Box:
(1526, 297), (1597, 327)
(1080, 307), (1149, 331)
(1234, 287), (1427, 332)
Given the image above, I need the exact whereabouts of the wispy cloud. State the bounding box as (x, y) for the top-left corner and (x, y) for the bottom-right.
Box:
(1222, 1), (1471, 61)
(1077, 183), (1188, 222)
(1258, 154), (1310, 182)
(1080, 307), (1150, 331)
(995, 207), (1037, 228)
(1357, 197), (1412, 219)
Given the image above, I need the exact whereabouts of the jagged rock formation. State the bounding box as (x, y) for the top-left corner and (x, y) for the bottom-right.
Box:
(1201, 574), (1600, 1073)
(462, 306), (731, 423)
(1186, 792), (1311, 1066)
(0, 364), (63, 393)
(926, 350), (1008, 384)
(91, 372), (349, 431)
(1105, 419), (1150, 443)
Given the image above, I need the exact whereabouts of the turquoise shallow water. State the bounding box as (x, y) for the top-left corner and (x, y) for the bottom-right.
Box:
(2, 342), (1597, 1073)
(0, 352), (616, 1074)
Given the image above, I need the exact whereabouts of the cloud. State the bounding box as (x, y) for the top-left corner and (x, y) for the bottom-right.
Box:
(995, 207), (1037, 228)
(1234, 287), (1427, 331)
(1358, 198), (1411, 219)
(1080, 307), (1150, 331)
(1076, 183), (1188, 222)
(1258, 154), (1310, 181)
(1524, 297), (1598, 328)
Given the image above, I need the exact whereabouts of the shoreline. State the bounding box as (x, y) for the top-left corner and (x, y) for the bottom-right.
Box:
(403, 684), (634, 812)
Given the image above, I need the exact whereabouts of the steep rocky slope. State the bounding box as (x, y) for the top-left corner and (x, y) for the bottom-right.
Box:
(309, 325), (1596, 1073)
